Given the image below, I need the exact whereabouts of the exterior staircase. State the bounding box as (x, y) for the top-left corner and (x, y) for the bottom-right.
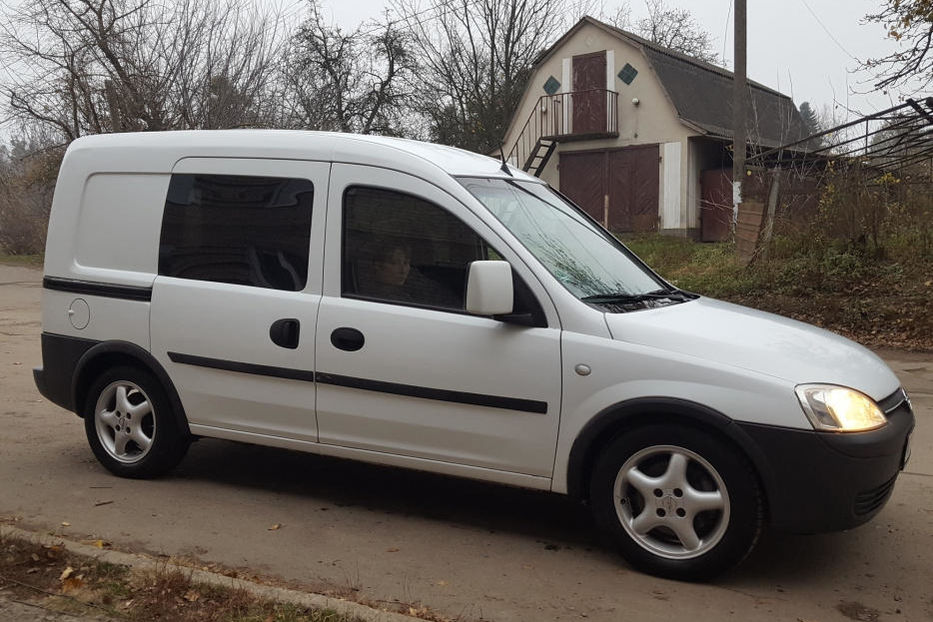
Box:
(506, 89), (618, 177)
(522, 139), (557, 176)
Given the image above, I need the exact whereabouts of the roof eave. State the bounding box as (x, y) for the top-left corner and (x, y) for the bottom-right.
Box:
(678, 118), (708, 134)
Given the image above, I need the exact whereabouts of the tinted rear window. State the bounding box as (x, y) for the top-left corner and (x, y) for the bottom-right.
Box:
(159, 174), (313, 291)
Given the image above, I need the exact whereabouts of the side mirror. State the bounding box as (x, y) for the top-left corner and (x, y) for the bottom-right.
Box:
(465, 261), (514, 316)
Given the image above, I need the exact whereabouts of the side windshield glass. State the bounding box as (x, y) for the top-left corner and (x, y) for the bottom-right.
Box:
(342, 186), (494, 311)
(459, 178), (664, 300)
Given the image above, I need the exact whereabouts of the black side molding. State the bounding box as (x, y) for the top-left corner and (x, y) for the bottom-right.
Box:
(43, 276), (153, 302)
(166, 352), (546, 414)
(167, 352), (315, 382)
(316, 372), (548, 414)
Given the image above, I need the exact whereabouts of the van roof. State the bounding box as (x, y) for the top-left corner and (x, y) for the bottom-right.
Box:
(67, 130), (536, 181)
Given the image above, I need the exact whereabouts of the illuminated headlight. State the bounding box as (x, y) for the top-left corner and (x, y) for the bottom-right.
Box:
(795, 384), (887, 432)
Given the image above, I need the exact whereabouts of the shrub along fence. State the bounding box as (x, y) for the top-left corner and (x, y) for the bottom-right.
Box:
(741, 97), (933, 265)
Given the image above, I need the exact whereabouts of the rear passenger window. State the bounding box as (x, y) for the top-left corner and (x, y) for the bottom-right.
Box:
(159, 174), (313, 291)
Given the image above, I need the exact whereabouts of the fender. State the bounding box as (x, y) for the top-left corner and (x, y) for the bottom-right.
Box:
(73, 340), (191, 435)
(565, 397), (776, 505)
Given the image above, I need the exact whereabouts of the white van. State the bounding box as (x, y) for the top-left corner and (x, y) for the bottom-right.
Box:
(34, 131), (913, 580)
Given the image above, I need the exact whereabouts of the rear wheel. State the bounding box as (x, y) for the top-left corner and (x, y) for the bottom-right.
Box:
(590, 425), (763, 580)
(84, 366), (189, 478)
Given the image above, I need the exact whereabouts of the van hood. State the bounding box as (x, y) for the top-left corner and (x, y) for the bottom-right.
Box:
(603, 297), (900, 401)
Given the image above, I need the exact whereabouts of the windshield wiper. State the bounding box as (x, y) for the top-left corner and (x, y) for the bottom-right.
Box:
(581, 289), (693, 304)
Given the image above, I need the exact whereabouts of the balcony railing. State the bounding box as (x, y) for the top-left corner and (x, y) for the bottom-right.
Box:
(508, 89), (619, 172)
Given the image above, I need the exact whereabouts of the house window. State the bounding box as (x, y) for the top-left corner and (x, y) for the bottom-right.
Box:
(543, 76), (561, 95)
(618, 63), (638, 85)
(159, 174), (314, 291)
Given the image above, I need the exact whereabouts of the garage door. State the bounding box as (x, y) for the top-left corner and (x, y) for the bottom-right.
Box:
(558, 150), (606, 223)
(559, 145), (659, 233)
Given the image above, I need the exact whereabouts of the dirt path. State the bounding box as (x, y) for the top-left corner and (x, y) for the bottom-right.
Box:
(2, 264), (931, 622)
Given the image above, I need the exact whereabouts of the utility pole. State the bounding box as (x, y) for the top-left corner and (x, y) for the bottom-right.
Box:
(732, 0), (747, 229)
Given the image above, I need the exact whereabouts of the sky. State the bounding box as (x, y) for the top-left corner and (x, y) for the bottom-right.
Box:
(0, 0), (915, 138)
(294, 0), (911, 126)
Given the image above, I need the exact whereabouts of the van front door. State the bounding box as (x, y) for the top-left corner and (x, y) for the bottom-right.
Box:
(315, 164), (562, 478)
(150, 158), (328, 441)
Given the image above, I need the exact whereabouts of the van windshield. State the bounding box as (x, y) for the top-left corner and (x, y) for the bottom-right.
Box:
(459, 178), (674, 304)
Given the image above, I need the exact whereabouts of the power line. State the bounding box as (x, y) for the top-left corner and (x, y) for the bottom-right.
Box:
(354, 0), (464, 37)
(799, 0), (859, 63)
(721, 0), (732, 65)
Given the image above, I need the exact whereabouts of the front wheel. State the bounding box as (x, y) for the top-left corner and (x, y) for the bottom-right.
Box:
(590, 425), (763, 580)
(84, 366), (189, 479)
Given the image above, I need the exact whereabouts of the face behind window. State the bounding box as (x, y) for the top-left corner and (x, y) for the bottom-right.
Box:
(374, 246), (411, 287)
(342, 187), (492, 310)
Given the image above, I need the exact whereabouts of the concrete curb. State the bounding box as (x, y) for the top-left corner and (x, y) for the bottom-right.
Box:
(1, 525), (419, 622)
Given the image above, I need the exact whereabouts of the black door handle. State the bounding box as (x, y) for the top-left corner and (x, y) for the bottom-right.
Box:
(270, 318), (300, 349)
(331, 327), (365, 352)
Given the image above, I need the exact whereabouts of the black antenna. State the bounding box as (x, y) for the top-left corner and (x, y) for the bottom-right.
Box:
(499, 145), (513, 176)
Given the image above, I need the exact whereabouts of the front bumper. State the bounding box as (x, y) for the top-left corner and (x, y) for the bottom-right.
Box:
(737, 389), (914, 534)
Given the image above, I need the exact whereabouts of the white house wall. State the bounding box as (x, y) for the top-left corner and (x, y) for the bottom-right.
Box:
(662, 142), (682, 229)
(504, 22), (699, 232)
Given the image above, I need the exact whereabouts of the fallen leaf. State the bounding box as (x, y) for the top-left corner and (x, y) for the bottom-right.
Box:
(61, 521), (71, 527)
(183, 590), (200, 602)
(386, 548), (399, 553)
(30, 553), (39, 562)
(122, 599), (134, 609)
(94, 500), (114, 507)
(436, 580), (448, 586)
(62, 577), (84, 593)
(60, 566), (74, 581)
(267, 523), (281, 531)
(26, 568), (38, 574)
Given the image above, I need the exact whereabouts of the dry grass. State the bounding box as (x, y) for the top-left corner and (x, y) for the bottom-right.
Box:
(623, 234), (933, 352)
(0, 252), (43, 267)
(0, 534), (360, 622)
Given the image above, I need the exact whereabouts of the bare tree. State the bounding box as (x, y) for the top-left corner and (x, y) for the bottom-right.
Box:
(392, 0), (570, 154)
(282, 3), (416, 135)
(864, 0), (933, 93)
(620, 0), (720, 65)
(0, 130), (62, 254)
(0, 0), (285, 143)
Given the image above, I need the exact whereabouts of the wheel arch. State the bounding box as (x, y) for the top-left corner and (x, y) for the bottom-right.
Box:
(565, 397), (774, 510)
(73, 341), (191, 436)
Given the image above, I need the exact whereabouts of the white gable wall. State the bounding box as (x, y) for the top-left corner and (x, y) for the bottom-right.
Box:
(503, 22), (702, 235)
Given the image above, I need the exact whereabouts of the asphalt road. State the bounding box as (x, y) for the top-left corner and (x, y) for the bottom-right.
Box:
(2, 264), (931, 622)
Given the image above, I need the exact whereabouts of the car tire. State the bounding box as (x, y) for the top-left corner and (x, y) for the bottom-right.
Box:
(83, 365), (190, 479)
(589, 424), (763, 581)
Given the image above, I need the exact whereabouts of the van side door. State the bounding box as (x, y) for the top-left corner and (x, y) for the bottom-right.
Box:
(150, 159), (328, 441)
(315, 164), (562, 479)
